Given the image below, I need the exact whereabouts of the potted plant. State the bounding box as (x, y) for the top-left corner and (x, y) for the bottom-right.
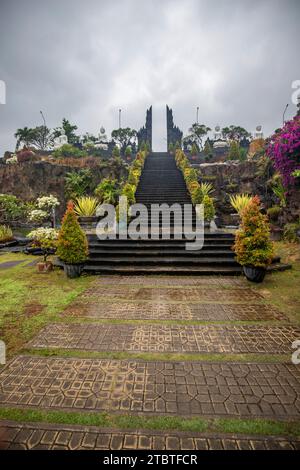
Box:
(57, 201), (89, 278)
(28, 227), (58, 273)
(233, 196), (274, 282)
(191, 143), (198, 160)
(73, 196), (100, 230)
(229, 193), (252, 226)
(125, 145), (132, 161)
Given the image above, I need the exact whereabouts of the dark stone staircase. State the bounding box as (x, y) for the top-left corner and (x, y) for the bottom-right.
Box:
(84, 152), (243, 275)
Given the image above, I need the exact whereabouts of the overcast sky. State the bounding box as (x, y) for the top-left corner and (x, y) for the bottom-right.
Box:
(0, 0), (299, 156)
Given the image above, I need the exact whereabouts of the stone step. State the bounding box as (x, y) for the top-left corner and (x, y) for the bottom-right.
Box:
(83, 265), (242, 275)
(84, 256), (239, 266)
(88, 250), (235, 258)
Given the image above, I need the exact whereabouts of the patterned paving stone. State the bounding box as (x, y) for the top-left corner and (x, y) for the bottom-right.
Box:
(64, 301), (287, 321)
(94, 275), (247, 288)
(80, 286), (263, 303)
(0, 420), (299, 450)
(28, 323), (300, 354)
(0, 356), (299, 419)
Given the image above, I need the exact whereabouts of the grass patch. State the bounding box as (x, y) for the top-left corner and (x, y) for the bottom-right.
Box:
(253, 242), (300, 323)
(0, 407), (299, 437)
(23, 348), (291, 364)
(0, 253), (93, 357)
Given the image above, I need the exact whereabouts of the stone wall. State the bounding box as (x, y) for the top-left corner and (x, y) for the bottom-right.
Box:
(197, 161), (300, 226)
(0, 160), (128, 218)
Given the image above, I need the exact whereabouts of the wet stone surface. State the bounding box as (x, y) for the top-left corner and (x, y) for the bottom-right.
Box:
(28, 323), (300, 354)
(0, 356), (299, 419)
(64, 301), (287, 321)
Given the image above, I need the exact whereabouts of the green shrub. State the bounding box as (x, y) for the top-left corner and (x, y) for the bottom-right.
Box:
(203, 195), (215, 222)
(267, 205), (281, 222)
(65, 169), (93, 200)
(233, 196), (274, 268)
(52, 144), (87, 158)
(95, 178), (119, 205)
(57, 202), (88, 264)
(112, 146), (120, 158)
(0, 225), (13, 243)
(191, 143), (198, 156)
(283, 222), (300, 243)
(0, 194), (26, 223)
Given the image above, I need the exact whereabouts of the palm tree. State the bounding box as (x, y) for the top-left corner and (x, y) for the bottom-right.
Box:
(14, 127), (33, 150)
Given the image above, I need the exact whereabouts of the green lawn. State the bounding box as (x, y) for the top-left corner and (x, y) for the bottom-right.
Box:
(0, 253), (92, 356)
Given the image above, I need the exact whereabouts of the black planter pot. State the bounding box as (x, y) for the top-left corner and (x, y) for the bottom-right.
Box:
(243, 265), (266, 283)
(64, 263), (84, 279)
(78, 216), (98, 231)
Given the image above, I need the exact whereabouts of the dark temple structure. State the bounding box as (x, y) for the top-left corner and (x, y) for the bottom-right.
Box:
(137, 106), (152, 150)
(166, 105), (183, 149)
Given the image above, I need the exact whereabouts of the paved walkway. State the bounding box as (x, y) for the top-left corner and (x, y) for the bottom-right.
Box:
(1, 421), (299, 450)
(0, 275), (299, 450)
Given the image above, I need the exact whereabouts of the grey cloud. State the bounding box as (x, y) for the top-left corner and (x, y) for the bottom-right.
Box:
(0, 0), (299, 156)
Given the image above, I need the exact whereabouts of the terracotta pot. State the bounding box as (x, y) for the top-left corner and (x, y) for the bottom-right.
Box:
(243, 265), (266, 283)
(37, 261), (53, 273)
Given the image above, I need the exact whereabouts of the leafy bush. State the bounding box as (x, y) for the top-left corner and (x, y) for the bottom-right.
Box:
(112, 146), (120, 158)
(125, 146), (132, 157)
(0, 225), (13, 243)
(283, 222), (300, 243)
(52, 144), (87, 158)
(65, 169), (92, 200)
(57, 202), (88, 264)
(203, 195), (215, 222)
(94, 178), (119, 205)
(229, 194), (252, 215)
(267, 205), (281, 222)
(28, 227), (58, 261)
(191, 143), (198, 156)
(73, 196), (99, 216)
(233, 196), (274, 268)
(0, 194), (26, 223)
(17, 149), (35, 162)
(271, 175), (286, 207)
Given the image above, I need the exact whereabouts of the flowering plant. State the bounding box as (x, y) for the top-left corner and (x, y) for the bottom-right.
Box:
(266, 116), (300, 188)
(36, 195), (60, 211)
(6, 155), (18, 165)
(28, 209), (48, 223)
(28, 227), (58, 261)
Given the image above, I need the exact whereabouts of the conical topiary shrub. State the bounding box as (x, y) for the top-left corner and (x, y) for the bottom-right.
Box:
(57, 201), (89, 277)
(233, 195), (274, 282)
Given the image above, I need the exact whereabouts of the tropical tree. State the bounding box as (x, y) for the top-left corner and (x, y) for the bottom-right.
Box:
(14, 127), (33, 150)
(184, 123), (211, 150)
(111, 127), (137, 153)
(53, 118), (79, 144)
(222, 125), (251, 142)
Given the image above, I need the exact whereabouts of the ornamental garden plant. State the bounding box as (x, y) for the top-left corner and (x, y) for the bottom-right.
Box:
(233, 195), (274, 282)
(56, 201), (89, 278)
(266, 115), (300, 188)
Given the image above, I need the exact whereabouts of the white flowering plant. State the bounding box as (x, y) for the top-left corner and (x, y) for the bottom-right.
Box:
(36, 195), (60, 211)
(28, 209), (48, 224)
(28, 227), (58, 262)
(6, 155), (18, 165)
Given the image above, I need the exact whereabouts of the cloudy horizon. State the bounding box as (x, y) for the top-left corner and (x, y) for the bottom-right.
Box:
(0, 0), (299, 156)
